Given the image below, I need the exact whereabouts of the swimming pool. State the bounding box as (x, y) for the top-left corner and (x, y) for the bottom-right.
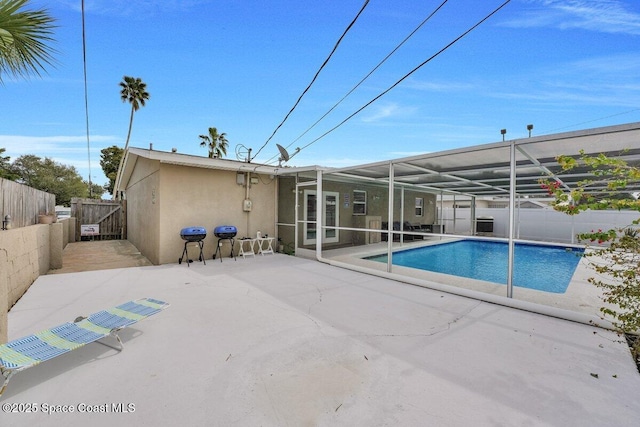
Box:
(365, 240), (584, 293)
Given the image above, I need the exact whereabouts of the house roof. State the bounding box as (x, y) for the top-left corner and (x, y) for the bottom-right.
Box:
(117, 122), (640, 198)
(319, 121), (640, 198)
(115, 147), (321, 192)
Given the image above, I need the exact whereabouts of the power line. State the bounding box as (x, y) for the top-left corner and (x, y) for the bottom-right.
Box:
(267, 0), (451, 164)
(81, 0), (92, 196)
(296, 0), (512, 155)
(542, 108), (640, 134)
(251, 0), (370, 161)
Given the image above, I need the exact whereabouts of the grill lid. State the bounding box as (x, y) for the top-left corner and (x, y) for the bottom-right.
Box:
(180, 227), (207, 241)
(214, 225), (237, 237)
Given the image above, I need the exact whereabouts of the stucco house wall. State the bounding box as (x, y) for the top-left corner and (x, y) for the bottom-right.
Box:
(123, 152), (277, 265)
(125, 156), (162, 264)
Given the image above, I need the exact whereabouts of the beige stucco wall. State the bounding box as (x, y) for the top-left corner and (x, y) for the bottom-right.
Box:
(0, 222), (68, 343)
(126, 156), (162, 264)
(158, 165), (276, 264)
(125, 161), (277, 265)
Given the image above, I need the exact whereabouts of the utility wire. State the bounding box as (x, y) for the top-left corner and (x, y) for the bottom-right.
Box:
(296, 0), (512, 155)
(265, 0), (451, 165)
(81, 0), (92, 196)
(251, 0), (370, 161)
(542, 108), (640, 134)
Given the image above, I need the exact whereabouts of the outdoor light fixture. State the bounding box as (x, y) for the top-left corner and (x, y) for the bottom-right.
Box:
(2, 214), (11, 230)
(527, 124), (534, 137)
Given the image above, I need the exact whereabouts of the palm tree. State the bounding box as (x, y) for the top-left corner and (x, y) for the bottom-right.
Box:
(0, 0), (57, 83)
(199, 127), (229, 159)
(119, 75), (149, 150)
(114, 76), (148, 199)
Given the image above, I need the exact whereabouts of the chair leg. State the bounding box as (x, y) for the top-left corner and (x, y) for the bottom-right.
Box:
(95, 330), (124, 351)
(109, 329), (124, 351)
(0, 368), (16, 397)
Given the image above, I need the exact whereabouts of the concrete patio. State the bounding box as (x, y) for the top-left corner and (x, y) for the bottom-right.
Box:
(1, 251), (639, 426)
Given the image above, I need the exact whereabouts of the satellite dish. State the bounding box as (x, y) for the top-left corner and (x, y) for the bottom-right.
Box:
(276, 144), (290, 162)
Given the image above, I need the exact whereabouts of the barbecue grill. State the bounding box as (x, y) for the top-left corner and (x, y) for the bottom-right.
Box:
(213, 225), (237, 261)
(179, 226), (207, 266)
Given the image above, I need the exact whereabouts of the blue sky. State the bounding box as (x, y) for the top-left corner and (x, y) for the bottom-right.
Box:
(1, 0), (639, 188)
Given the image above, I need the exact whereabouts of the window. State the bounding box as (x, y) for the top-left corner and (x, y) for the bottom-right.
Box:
(415, 197), (424, 217)
(353, 190), (366, 215)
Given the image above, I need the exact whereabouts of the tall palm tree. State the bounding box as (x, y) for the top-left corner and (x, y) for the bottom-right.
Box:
(0, 0), (57, 83)
(199, 127), (229, 159)
(119, 75), (149, 150)
(114, 76), (148, 199)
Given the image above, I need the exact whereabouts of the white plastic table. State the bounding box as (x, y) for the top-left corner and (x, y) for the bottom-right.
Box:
(256, 237), (275, 255)
(237, 238), (256, 258)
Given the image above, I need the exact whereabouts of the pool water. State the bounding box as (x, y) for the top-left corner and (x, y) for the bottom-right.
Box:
(366, 240), (584, 293)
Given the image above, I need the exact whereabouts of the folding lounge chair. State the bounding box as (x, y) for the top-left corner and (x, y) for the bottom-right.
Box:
(0, 297), (169, 397)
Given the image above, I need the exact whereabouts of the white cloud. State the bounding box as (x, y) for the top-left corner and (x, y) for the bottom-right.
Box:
(0, 135), (117, 155)
(360, 103), (417, 123)
(485, 51), (640, 108)
(505, 0), (640, 35)
(58, 0), (212, 17)
(404, 79), (476, 92)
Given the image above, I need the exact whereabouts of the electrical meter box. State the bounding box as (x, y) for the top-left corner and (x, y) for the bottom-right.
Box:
(243, 199), (253, 212)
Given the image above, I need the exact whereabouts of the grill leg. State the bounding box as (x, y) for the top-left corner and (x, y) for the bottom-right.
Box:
(180, 241), (190, 267)
(214, 239), (222, 262)
(199, 240), (206, 265)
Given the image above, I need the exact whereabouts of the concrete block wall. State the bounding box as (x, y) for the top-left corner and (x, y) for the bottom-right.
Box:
(0, 220), (70, 343)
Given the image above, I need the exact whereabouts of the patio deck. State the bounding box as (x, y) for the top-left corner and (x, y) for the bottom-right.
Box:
(1, 252), (639, 426)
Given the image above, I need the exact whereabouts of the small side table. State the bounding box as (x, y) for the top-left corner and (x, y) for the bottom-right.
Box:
(256, 237), (275, 255)
(237, 238), (256, 258)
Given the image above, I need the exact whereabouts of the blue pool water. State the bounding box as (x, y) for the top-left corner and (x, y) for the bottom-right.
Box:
(366, 240), (584, 293)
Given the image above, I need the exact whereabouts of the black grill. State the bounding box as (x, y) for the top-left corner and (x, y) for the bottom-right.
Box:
(179, 226), (206, 266)
(180, 226), (207, 242)
(214, 225), (237, 239)
(213, 225), (237, 261)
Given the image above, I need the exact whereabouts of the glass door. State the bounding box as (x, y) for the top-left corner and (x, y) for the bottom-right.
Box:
(303, 190), (339, 245)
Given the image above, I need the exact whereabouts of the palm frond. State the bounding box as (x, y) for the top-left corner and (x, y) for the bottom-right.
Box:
(0, 0), (57, 83)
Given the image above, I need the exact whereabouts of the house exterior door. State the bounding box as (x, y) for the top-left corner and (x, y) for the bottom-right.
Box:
(303, 190), (339, 245)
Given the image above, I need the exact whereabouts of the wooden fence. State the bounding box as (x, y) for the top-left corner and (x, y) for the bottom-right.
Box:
(0, 178), (56, 228)
(71, 198), (126, 241)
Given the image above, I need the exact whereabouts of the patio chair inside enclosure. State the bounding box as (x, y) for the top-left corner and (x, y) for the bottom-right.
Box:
(0, 298), (169, 397)
(403, 221), (424, 240)
(382, 222), (421, 241)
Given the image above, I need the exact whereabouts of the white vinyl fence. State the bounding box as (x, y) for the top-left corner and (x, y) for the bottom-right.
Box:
(441, 207), (640, 244)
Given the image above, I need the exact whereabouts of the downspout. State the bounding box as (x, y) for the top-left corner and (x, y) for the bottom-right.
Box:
(246, 172), (251, 235)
